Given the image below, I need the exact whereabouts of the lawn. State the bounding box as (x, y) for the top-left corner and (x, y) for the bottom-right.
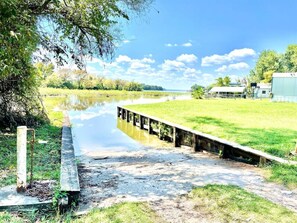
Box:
(125, 99), (297, 158)
(0, 97), (63, 187)
(189, 184), (297, 223)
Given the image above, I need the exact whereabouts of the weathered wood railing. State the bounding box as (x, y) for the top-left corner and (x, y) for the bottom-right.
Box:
(117, 106), (296, 165)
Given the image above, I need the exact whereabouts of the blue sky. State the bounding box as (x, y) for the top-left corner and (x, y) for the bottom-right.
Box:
(86, 0), (297, 90)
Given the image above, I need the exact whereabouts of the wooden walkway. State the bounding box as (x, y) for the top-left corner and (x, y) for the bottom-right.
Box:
(117, 106), (296, 165)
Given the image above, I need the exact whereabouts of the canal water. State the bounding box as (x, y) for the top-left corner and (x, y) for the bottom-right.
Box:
(62, 94), (190, 156)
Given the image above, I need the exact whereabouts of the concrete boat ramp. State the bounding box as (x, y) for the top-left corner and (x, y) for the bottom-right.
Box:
(77, 146), (297, 218)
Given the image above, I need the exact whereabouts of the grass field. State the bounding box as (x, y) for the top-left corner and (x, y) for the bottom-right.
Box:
(126, 99), (297, 158)
(126, 99), (297, 187)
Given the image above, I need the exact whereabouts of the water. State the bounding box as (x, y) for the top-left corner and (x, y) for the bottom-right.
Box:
(63, 94), (191, 156)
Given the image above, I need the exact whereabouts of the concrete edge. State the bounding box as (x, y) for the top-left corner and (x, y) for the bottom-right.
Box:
(60, 112), (80, 205)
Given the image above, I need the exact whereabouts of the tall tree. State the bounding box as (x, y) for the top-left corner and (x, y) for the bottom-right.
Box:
(249, 50), (281, 83)
(0, 0), (152, 128)
(282, 44), (297, 72)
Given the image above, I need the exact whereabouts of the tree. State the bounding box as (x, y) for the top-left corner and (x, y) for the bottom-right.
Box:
(191, 84), (205, 99)
(249, 50), (281, 83)
(0, 0), (152, 128)
(282, 44), (297, 72)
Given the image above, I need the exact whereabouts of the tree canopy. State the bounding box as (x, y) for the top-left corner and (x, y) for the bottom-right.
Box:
(0, 0), (152, 128)
(249, 44), (297, 83)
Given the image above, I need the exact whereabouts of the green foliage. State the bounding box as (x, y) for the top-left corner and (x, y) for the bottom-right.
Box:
(282, 44), (297, 72)
(249, 44), (297, 83)
(249, 50), (281, 83)
(142, 84), (164, 91)
(191, 84), (205, 99)
(189, 185), (297, 222)
(43, 67), (143, 91)
(0, 0), (152, 128)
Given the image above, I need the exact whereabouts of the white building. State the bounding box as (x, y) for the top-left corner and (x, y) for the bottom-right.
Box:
(254, 83), (271, 98)
(209, 87), (246, 98)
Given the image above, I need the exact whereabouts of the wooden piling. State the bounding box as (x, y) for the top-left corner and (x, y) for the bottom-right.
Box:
(127, 111), (130, 122)
(116, 106), (296, 165)
(132, 113), (136, 126)
(140, 115), (144, 129)
(148, 118), (152, 134)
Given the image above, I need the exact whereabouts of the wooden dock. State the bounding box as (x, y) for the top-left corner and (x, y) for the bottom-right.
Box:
(117, 106), (296, 165)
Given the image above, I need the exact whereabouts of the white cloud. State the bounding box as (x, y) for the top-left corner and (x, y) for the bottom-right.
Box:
(161, 60), (185, 71)
(215, 62), (250, 73)
(165, 41), (193, 47)
(123, 39), (130, 44)
(182, 42), (192, 47)
(116, 55), (132, 63)
(215, 65), (228, 73)
(176, 54), (198, 63)
(229, 62), (250, 70)
(201, 48), (256, 67)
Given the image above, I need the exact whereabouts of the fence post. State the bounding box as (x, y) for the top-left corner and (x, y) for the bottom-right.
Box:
(17, 126), (27, 192)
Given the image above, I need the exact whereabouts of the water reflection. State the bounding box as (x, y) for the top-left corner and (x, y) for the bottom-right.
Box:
(54, 94), (191, 156)
(117, 118), (172, 148)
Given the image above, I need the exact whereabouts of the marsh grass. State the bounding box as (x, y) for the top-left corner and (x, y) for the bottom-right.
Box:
(189, 184), (297, 223)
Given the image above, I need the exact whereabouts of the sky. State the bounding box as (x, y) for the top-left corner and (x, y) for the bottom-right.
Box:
(85, 0), (297, 90)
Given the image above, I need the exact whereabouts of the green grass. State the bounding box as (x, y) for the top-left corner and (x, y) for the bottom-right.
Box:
(126, 99), (297, 158)
(0, 202), (164, 223)
(189, 184), (297, 223)
(0, 97), (63, 187)
(72, 202), (163, 223)
(126, 99), (297, 187)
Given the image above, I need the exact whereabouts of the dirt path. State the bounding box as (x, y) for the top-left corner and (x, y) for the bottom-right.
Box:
(77, 147), (297, 221)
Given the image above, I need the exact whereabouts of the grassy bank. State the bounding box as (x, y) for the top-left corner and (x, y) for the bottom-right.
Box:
(0, 98), (63, 187)
(189, 184), (297, 223)
(40, 87), (185, 98)
(125, 99), (297, 187)
(125, 99), (297, 158)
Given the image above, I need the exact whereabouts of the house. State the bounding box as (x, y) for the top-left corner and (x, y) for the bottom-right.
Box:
(254, 83), (271, 98)
(272, 73), (297, 102)
(209, 86), (246, 98)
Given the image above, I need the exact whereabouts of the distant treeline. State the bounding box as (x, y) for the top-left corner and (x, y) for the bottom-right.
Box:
(141, 84), (164, 91)
(35, 63), (164, 92)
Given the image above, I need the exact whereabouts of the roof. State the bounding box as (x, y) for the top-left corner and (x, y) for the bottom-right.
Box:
(257, 83), (271, 88)
(209, 87), (246, 93)
(273, 73), (297, 78)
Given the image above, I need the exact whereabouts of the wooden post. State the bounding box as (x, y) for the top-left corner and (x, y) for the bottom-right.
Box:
(148, 118), (152, 134)
(140, 115), (144, 129)
(17, 126), (27, 192)
(173, 127), (180, 147)
(121, 109), (125, 120)
(192, 133), (197, 152)
(218, 145), (225, 158)
(259, 157), (266, 166)
(127, 111), (130, 122)
(132, 113), (136, 126)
